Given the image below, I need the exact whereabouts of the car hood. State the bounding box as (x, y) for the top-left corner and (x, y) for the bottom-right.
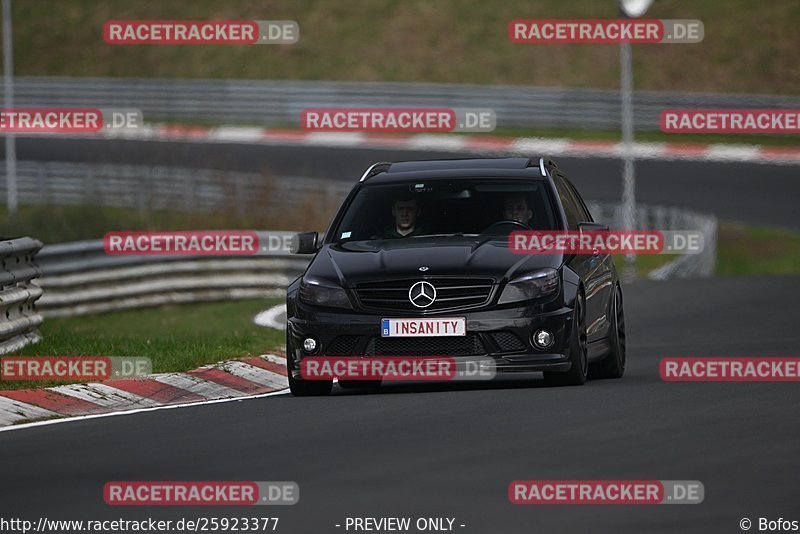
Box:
(305, 236), (565, 287)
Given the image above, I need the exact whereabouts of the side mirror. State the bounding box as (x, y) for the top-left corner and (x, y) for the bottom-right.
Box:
(291, 231), (319, 254)
(578, 222), (610, 232)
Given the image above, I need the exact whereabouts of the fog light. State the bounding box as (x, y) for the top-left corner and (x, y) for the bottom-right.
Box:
(533, 329), (554, 349)
(302, 337), (318, 353)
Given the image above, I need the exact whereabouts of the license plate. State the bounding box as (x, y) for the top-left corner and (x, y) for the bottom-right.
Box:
(381, 318), (466, 337)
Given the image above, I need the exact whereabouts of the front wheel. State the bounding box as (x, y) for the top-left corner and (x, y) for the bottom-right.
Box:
(593, 285), (626, 379)
(543, 293), (588, 387)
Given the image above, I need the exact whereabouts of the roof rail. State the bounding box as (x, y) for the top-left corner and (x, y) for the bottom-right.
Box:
(536, 157), (558, 177)
(525, 157), (555, 177)
(359, 162), (392, 182)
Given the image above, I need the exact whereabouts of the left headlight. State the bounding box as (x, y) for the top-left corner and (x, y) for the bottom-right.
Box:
(498, 268), (560, 304)
(299, 276), (352, 309)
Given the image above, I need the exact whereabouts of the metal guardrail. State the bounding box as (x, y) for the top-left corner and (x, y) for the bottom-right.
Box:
(11, 76), (800, 131)
(37, 232), (309, 317)
(0, 161), (353, 216)
(0, 237), (44, 353)
(586, 201), (717, 279)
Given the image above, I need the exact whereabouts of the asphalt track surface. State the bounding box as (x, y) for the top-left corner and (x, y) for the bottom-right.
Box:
(1, 138), (798, 532)
(2, 275), (799, 533)
(6, 136), (800, 229)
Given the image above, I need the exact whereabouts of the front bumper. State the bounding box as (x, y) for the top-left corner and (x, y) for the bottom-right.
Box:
(287, 300), (574, 379)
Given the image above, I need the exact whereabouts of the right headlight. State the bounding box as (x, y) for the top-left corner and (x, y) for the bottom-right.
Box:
(498, 268), (559, 304)
(299, 276), (352, 309)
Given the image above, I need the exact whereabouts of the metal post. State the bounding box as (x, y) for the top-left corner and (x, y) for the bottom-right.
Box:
(619, 39), (636, 280)
(2, 0), (16, 216)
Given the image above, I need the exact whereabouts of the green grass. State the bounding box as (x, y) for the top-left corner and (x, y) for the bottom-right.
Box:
(0, 204), (335, 244)
(717, 224), (800, 275)
(613, 224), (800, 277)
(10, 0), (800, 95)
(2, 299), (284, 390)
(612, 223), (800, 277)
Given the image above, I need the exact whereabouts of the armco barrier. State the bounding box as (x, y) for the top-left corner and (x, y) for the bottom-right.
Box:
(0, 237), (44, 353)
(0, 161), (352, 217)
(586, 201), (717, 279)
(12, 76), (800, 132)
(36, 232), (309, 317)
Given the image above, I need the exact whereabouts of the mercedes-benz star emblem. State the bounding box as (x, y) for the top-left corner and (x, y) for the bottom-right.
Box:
(409, 281), (436, 308)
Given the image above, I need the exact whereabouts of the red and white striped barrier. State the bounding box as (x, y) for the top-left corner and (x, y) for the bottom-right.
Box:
(83, 124), (800, 165)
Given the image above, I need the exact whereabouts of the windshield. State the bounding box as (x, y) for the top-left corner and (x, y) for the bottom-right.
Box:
(331, 178), (559, 242)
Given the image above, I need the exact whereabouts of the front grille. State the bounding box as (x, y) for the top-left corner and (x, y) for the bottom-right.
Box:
(491, 331), (525, 352)
(326, 335), (360, 356)
(365, 335), (485, 357)
(355, 278), (495, 312)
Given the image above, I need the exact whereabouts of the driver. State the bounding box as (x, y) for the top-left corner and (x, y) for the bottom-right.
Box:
(502, 195), (533, 226)
(380, 197), (427, 238)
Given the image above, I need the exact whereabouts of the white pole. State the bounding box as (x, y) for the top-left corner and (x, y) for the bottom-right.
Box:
(619, 39), (636, 280)
(2, 0), (16, 216)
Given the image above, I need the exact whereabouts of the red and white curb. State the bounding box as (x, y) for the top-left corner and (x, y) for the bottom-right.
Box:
(254, 304), (287, 330)
(39, 123), (800, 165)
(0, 354), (288, 429)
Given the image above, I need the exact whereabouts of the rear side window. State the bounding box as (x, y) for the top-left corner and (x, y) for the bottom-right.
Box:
(553, 173), (581, 229)
(566, 179), (593, 223)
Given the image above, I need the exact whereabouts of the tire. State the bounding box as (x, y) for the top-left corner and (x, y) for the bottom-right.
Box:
(594, 285), (626, 379)
(339, 380), (382, 390)
(286, 334), (332, 396)
(544, 293), (588, 387)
